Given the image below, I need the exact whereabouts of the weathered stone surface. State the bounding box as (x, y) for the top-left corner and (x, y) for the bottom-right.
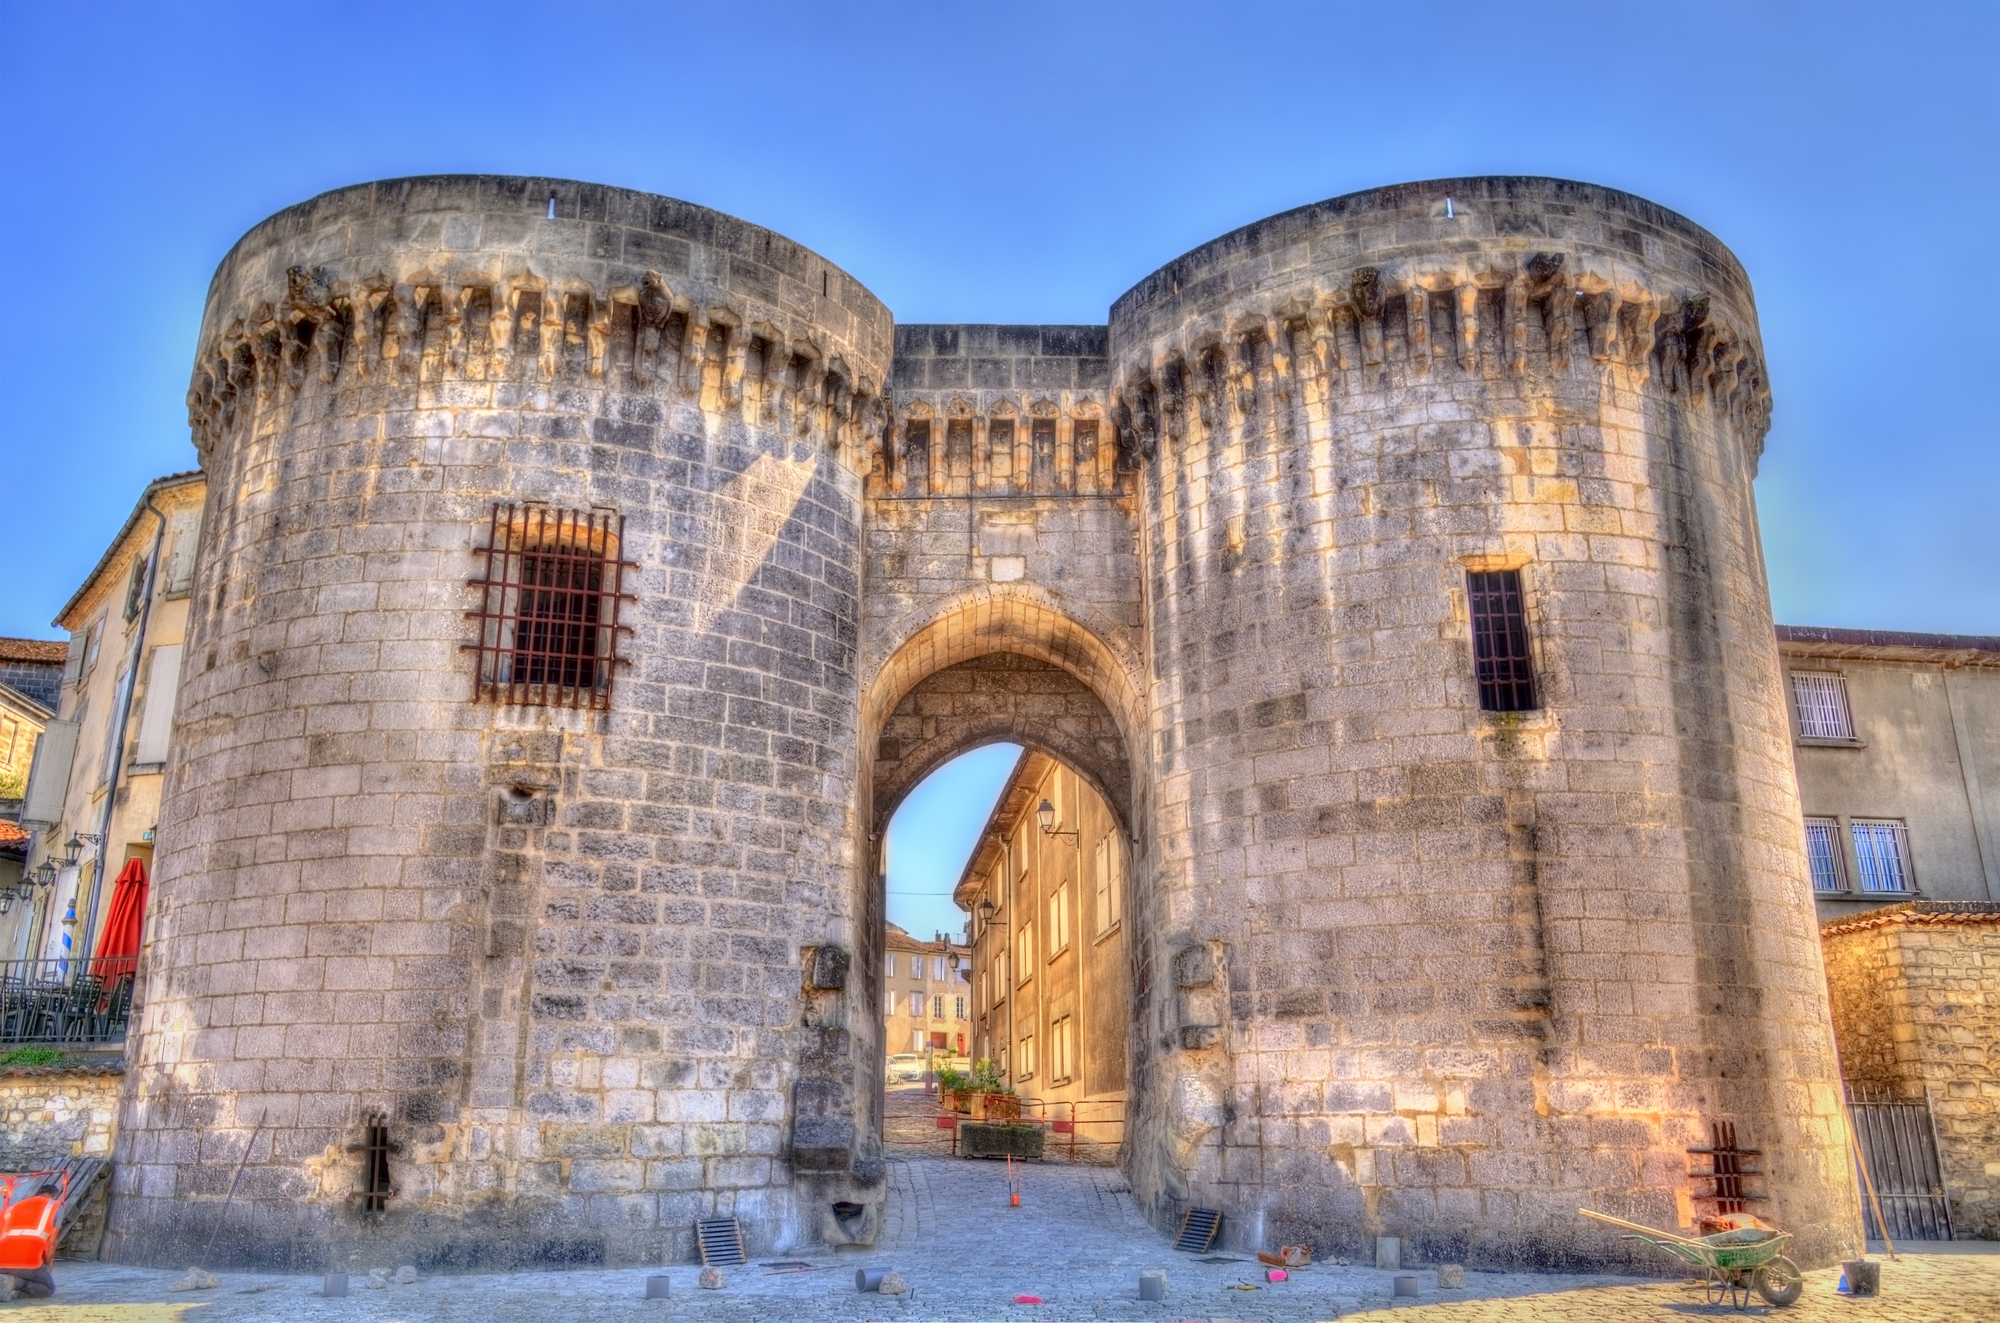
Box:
(116, 174), (1854, 1275)
(1821, 903), (2000, 1238)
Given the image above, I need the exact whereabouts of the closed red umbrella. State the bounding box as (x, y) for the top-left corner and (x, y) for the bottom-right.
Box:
(95, 858), (148, 980)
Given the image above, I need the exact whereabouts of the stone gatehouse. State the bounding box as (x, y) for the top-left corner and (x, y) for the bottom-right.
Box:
(107, 174), (1859, 1273)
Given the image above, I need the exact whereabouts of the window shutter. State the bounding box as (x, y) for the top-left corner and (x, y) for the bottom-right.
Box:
(134, 645), (184, 766)
(165, 511), (203, 596)
(61, 634), (85, 687)
(21, 719), (78, 826)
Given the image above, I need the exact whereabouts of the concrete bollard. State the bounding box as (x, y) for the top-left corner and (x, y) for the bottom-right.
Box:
(1393, 1274), (1419, 1297)
(322, 1272), (348, 1298)
(645, 1275), (671, 1299)
(856, 1268), (887, 1292)
(1139, 1270), (1167, 1301)
(1841, 1260), (1880, 1296)
(1436, 1264), (1466, 1289)
(1375, 1236), (1401, 1270)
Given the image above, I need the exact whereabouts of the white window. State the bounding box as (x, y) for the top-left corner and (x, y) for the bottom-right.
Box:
(1792, 673), (1855, 740)
(1018, 1032), (1035, 1079)
(1804, 818), (1846, 892)
(954, 996), (966, 1021)
(997, 948), (1009, 993)
(885, 952), (896, 978)
(1015, 923), (1034, 985)
(1049, 883), (1070, 956)
(911, 1028), (924, 1053)
(1851, 820), (1913, 893)
(933, 955), (946, 981)
(885, 989), (896, 1016)
(1052, 1015), (1074, 1084)
(1093, 834), (1121, 935)
(908, 991), (924, 1017)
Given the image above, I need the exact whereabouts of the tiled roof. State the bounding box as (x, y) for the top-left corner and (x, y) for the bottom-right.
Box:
(0, 639), (66, 664)
(1820, 900), (2000, 938)
(1777, 625), (2000, 667)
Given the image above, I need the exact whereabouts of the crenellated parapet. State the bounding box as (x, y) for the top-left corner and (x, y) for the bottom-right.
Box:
(1109, 177), (1774, 474)
(184, 175), (892, 476)
(878, 325), (1124, 498)
(1111, 256), (1771, 472)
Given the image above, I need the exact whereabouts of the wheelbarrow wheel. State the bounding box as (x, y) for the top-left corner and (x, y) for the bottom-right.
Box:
(1754, 1255), (1803, 1307)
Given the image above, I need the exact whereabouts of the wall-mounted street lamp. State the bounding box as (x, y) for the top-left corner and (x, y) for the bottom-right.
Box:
(32, 861), (57, 888)
(1036, 799), (1078, 844)
(62, 832), (102, 867)
(0, 890), (15, 915)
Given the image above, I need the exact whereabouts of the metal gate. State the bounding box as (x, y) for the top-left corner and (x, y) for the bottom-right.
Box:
(1847, 1083), (1953, 1241)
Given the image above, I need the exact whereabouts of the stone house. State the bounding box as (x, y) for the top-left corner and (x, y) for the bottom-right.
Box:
(0, 639), (63, 900)
(14, 471), (205, 965)
(953, 751), (1129, 1144)
(0, 638), (64, 797)
(1778, 625), (1999, 1241)
(881, 922), (969, 1060)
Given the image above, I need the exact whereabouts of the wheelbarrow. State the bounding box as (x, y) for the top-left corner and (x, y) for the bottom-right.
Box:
(0, 1168), (72, 1297)
(1580, 1207), (1803, 1308)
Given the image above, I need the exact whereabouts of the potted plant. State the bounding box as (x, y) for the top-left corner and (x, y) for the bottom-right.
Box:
(935, 1065), (972, 1112)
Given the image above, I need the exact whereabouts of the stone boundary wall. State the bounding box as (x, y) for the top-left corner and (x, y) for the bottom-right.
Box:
(1821, 902), (2000, 1239)
(0, 1061), (122, 1170)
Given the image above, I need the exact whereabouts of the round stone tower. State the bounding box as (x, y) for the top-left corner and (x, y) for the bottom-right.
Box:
(1108, 178), (1855, 1267)
(109, 177), (893, 1269)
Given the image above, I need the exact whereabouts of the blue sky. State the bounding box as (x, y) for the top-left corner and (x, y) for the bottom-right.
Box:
(3, 1), (1993, 927)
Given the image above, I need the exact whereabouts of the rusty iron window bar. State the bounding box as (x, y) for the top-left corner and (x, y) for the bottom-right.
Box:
(346, 1110), (399, 1213)
(1468, 569), (1539, 712)
(466, 503), (635, 709)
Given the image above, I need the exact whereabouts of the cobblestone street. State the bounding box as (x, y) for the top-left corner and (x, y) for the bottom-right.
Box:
(11, 1150), (1995, 1320)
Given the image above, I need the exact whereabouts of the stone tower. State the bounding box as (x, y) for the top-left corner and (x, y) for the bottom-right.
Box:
(110, 175), (1857, 1272)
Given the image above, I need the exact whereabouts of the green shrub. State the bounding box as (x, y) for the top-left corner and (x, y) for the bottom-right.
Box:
(0, 1046), (67, 1068)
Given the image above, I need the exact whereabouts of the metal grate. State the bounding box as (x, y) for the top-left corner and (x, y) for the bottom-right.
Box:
(1851, 820), (1913, 893)
(697, 1216), (746, 1266)
(466, 503), (634, 709)
(1804, 818), (1847, 892)
(1791, 672), (1854, 740)
(353, 1111), (397, 1214)
(1848, 1083), (1953, 1241)
(1467, 570), (1538, 712)
(1174, 1206), (1222, 1254)
(1687, 1121), (1763, 1219)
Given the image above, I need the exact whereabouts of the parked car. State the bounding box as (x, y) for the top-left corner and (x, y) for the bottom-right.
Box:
(886, 1053), (927, 1083)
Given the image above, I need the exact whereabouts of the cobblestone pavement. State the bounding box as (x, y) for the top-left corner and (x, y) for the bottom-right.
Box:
(13, 1157), (1996, 1320)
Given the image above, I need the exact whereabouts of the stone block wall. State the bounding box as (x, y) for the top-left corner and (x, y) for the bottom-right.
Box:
(111, 177), (893, 1272)
(0, 1062), (122, 1169)
(1107, 177), (1854, 1268)
(1821, 903), (2000, 1238)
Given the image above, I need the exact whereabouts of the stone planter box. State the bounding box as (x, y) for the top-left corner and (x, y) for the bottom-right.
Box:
(942, 1088), (972, 1114)
(960, 1122), (1044, 1160)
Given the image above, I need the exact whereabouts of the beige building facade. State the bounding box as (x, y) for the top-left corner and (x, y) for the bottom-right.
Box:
(1778, 627), (2000, 916)
(111, 174), (1860, 1273)
(954, 752), (1129, 1141)
(15, 473), (205, 966)
(881, 922), (968, 1060)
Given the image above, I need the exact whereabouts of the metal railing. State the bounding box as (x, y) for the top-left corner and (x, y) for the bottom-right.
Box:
(0, 958), (136, 1046)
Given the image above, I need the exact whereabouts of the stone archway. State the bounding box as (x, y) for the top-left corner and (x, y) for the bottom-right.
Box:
(870, 653), (1133, 841)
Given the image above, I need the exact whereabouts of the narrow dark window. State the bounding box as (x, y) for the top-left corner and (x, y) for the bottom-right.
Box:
(468, 503), (633, 709)
(1467, 569), (1538, 712)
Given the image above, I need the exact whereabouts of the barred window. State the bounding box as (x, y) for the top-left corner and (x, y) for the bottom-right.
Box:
(1791, 672), (1855, 740)
(468, 503), (632, 708)
(1804, 818), (1846, 892)
(1851, 820), (1914, 893)
(1467, 569), (1538, 712)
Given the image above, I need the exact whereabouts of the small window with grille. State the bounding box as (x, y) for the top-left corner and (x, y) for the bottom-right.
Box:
(467, 503), (633, 709)
(1851, 819), (1914, 893)
(1467, 569), (1538, 712)
(1804, 817), (1846, 892)
(1791, 672), (1855, 740)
